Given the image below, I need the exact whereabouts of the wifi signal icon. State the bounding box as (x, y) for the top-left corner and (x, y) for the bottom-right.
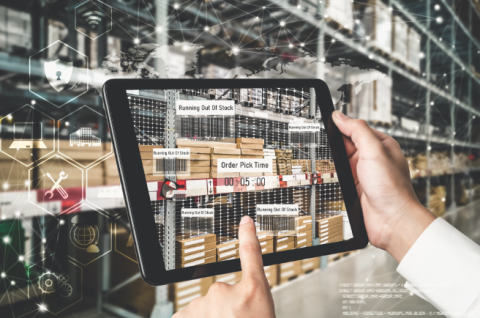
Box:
(82, 11), (106, 29)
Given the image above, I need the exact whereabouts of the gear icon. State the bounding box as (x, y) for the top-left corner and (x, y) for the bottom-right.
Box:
(38, 272), (59, 294)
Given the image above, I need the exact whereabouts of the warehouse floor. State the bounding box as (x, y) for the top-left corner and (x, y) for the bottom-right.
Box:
(272, 200), (480, 318)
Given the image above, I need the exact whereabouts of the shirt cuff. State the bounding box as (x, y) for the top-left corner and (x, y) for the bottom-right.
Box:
(397, 218), (480, 318)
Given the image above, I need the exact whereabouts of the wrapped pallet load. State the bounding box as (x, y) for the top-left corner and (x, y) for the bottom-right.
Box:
(348, 71), (392, 125)
(407, 27), (421, 73)
(324, 0), (354, 31)
(392, 15), (408, 64)
(363, 0), (392, 54)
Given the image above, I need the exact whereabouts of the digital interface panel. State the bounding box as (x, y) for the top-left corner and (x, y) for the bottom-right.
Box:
(126, 87), (353, 270)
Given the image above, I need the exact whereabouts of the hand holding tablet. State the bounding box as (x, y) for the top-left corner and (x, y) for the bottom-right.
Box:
(102, 79), (369, 285)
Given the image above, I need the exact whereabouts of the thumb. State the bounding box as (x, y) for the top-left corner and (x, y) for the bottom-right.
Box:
(238, 216), (265, 281)
(331, 111), (383, 153)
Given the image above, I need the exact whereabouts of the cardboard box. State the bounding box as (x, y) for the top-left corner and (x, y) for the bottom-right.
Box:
(235, 138), (264, 144)
(179, 254), (217, 268)
(275, 236), (294, 246)
(210, 172), (240, 178)
(237, 143), (264, 150)
(177, 241), (217, 256)
(261, 244), (274, 254)
(178, 146), (211, 154)
(176, 140), (237, 149)
(190, 160), (211, 167)
(240, 149), (264, 156)
(217, 248), (239, 261)
(211, 148), (241, 155)
(177, 173), (210, 180)
(279, 261), (302, 284)
(210, 154), (241, 160)
(301, 258), (320, 273)
(295, 229), (312, 241)
(295, 235), (312, 248)
(259, 238), (274, 249)
(296, 222), (312, 233)
(190, 166), (211, 173)
(176, 249), (217, 265)
(320, 233), (343, 245)
(216, 238), (239, 253)
(176, 233), (216, 249)
(264, 265), (278, 288)
(275, 241), (295, 252)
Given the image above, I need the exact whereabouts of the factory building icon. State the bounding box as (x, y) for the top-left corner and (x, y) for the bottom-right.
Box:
(70, 128), (101, 147)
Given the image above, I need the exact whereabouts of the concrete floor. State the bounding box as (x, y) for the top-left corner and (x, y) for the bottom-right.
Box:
(272, 200), (480, 318)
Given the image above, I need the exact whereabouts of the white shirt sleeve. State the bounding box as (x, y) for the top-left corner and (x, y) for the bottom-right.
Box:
(397, 218), (480, 318)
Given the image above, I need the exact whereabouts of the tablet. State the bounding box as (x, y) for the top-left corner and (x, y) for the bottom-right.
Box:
(102, 79), (368, 286)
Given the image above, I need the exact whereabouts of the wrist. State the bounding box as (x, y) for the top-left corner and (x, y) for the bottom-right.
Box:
(383, 201), (436, 263)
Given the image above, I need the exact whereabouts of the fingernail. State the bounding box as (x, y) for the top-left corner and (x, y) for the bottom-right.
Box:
(333, 111), (347, 120)
(239, 215), (252, 225)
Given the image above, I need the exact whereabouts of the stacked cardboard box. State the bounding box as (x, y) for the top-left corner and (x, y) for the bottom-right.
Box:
(278, 260), (302, 284)
(263, 149), (277, 176)
(316, 159), (335, 173)
(138, 145), (165, 182)
(275, 149), (293, 175)
(233, 138), (265, 177)
(315, 214), (344, 245)
(280, 93), (292, 113)
(215, 272), (242, 285)
(259, 235), (274, 254)
(274, 234), (295, 252)
(267, 89), (278, 111)
(175, 233), (217, 268)
(293, 189), (310, 213)
(210, 147), (241, 178)
(324, 0), (354, 31)
(216, 237), (240, 261)
(363, 0), (392, 55)
(295, 215), (313, 248)
(169, 277), (213, 312)
(301, 257), (320, 274)
(264, 265), (278, 288)
(392, 15), (408, 64)
(175, 139), (237, 180)
(291, 159), (312, 173)
(407, 27), (421, 73)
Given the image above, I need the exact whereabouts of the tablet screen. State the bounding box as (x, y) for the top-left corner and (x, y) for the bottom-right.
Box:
(125, 87), (353, 270)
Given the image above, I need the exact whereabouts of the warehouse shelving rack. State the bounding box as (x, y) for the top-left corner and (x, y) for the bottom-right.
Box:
(0, 0), (479, 317)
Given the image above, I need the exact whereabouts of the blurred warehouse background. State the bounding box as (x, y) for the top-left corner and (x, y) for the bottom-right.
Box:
(0, 0), (480, 317)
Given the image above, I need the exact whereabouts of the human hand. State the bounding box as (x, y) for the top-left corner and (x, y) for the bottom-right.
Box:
(332, 111), (436, 262)
(173, 215), (276, 318)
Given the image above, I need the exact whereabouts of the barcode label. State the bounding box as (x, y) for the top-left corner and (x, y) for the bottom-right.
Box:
(154, 159), (190, 175)
(182, 217), (213, 234)
(257, 215), (296, 236)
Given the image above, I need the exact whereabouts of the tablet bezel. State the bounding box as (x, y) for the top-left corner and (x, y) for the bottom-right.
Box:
(102, 78), (368, 286)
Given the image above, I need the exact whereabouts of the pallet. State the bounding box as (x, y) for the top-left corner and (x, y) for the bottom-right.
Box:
(325, 17), (354, 35)
(370, 46), (391, 58)
(370, 120), (392, 128)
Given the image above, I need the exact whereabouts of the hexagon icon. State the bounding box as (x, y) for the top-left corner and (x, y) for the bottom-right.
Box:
(27, 260), (83, 316)
(0, 104), (55, 167)
(58, 105), (112, 168)
(59, 206), (113, 266)
(75, 0), (113, 40)
(114, 211), (138, 263)
(29, 154), (84, 216)
(29, 40), (89, 108)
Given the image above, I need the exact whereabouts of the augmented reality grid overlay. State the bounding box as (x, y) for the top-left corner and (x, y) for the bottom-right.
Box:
(127, 88), (353, 270)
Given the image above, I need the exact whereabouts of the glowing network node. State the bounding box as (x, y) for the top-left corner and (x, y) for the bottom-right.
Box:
(332, 39), (336, 43)
(39, 304), (47, 312)
(11, 280), (15, 285)
(174, 3), (179, 9)
(368, 54), (373, 59)
(1, 273), (5, 278)
(300, 43), (305, 47)
(156, 26), (162, 32)
(31, 100), (36, 105)
(280, 21), (285, 26)
(365, 36), (370, 40)
(436, 16), (443, 23)
(134, 38), (140, 44)
(4, 236), (11, 244)
(434, 4), (441, 10)
(289, 43), (293, 48)
(232, 47), (239, 54)
(19, 255), (24, 261)
(419, 52), (425, 58)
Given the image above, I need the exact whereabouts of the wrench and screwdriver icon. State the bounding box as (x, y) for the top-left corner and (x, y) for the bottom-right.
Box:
(44, 171), (69, 199)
